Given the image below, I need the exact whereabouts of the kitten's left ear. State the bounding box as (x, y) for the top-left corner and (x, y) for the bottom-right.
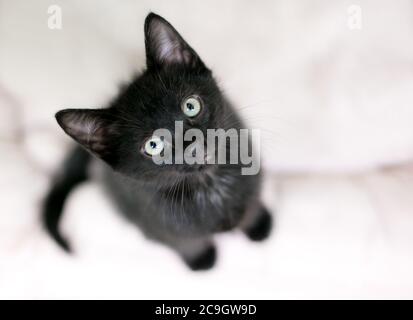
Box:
(144, 13), (207, 71)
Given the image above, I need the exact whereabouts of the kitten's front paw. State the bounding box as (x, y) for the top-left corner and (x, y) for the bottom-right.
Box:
(245, 207), (273, 242)
(184, 245), (217, 271)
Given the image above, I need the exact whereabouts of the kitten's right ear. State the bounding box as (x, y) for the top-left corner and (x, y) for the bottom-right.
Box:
(55, 109), (119, 166)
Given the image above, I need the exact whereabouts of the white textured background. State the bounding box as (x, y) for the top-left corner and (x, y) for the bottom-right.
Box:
(1, 0), (413, 299)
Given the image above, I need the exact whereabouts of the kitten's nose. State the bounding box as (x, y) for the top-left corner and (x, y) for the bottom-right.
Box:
(186, 143), (207, 163)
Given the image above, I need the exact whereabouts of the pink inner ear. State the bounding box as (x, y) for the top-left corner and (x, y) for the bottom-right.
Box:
(152, 19), (192, 65)
(58, 110), (109, 154)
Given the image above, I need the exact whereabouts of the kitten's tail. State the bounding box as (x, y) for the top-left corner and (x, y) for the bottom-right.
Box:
(42, 146), (91, 252)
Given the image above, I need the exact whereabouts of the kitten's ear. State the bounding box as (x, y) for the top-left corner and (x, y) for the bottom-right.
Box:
(55, 109), (119, 166)
(144, 13), (207, 71)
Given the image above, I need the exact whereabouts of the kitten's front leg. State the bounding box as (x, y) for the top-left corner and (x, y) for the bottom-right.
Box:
(239, 202), (273, 242)
(172, 236), (217, 271)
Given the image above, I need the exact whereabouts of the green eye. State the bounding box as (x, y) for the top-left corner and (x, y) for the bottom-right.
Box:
(182, 96), (202, 117)
(144, 136), (164, 156)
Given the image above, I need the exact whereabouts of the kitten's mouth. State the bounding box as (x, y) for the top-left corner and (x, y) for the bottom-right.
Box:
(179, 163), (215, 175)
(194, 164), (209, 172)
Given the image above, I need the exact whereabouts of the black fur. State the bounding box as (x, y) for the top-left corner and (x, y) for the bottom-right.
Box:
(43, 146), (91, 252)
(43, 13), (272, 270)
(186, 245), (217, 271)
(245, 207), (273, 242)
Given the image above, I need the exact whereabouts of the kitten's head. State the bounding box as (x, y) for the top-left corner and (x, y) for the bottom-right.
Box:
(56, 13), (237, 182)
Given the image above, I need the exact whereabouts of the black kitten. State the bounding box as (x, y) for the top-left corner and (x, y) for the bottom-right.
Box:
(43, 13), (272, 270)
